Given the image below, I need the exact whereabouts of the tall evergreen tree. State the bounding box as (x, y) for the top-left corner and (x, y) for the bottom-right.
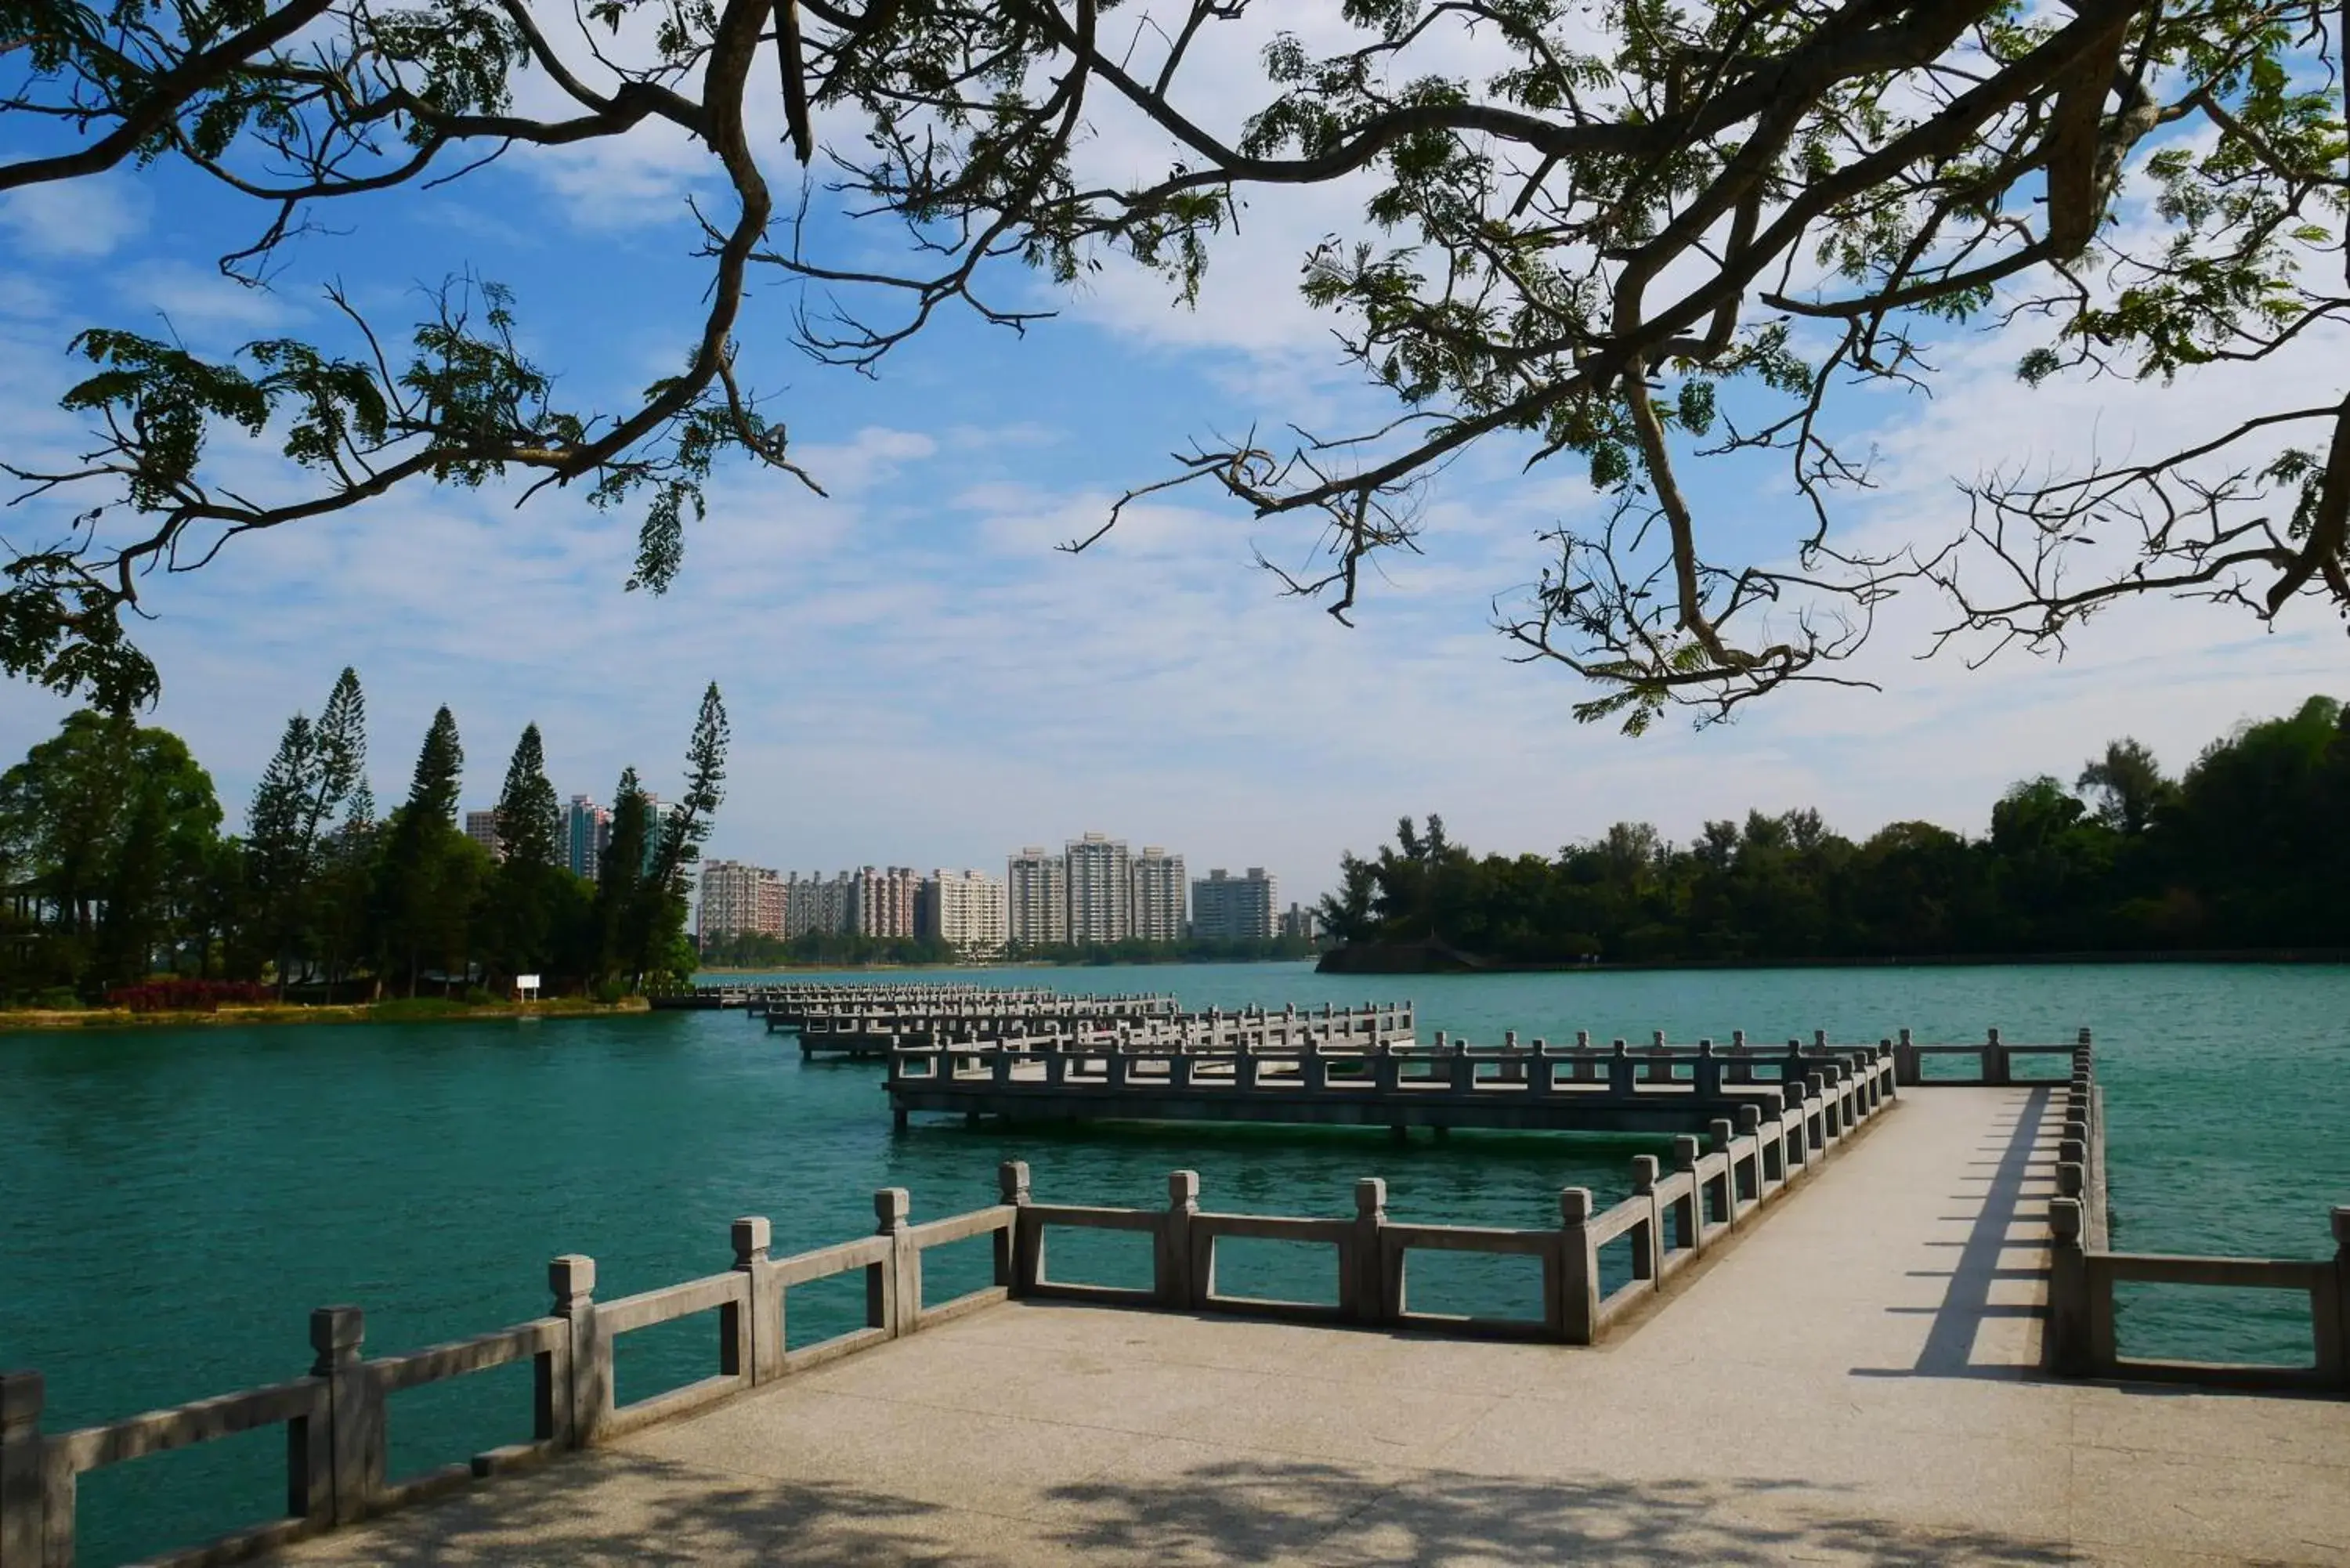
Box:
(245, 713), (322, 993)
(484, 724), (566, 980)
(374, 706), (472, 995)
(591, 768), (649, 988)
(316, 668), (365, 808)
(493, 725), (560, 870)
(244, 670), (369, 994)
(649, 683), (728, 892)
(406, 706), (463, 823)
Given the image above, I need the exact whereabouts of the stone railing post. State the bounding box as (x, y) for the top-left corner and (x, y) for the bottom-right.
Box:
(1, 1370), (43, 1568)
(1159, 1172), (1199, 1310)
(1695, 1039), (1721, 1100)
(1671, 1136), (1702, 1252)
(874, 1189), (915, 1336)
(1740, 1101), (1775, 1191)
(2045, 1198), (2090, 1377)
(1556, 1189), (1598, 1344)
(725, 1216), (779, 1386)
(1710, 1116), (1743, 1214)
(1984, 1026), (2009, 1086)
(996, 1161), (1033, 1293)
(550, 1255), (605, 1447)
(1350, 1178), (1390, 1326)
(309, 1305), (380, 1526)
(1629, 1156), (1662, 1285)
(1607, 1039), (1634, 1099)
(1893, 1027), (1918, 1086)
(1804, 1072), (1828, 1149)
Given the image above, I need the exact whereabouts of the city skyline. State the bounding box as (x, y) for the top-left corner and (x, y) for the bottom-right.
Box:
(694, 833), (1307, 948)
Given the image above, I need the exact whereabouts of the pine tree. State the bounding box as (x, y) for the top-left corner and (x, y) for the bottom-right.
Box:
(485, 724), (566, 980)
(590, 768), (648, 986)
(245, 713), (321, 994)
(375, 706), (469, 995)
(494, 724), (560, 872)
(648, 682), (728, 892)
(406, 706), (463, 822)
(313, 674), (374, 996)
(316, 668), (365, 807)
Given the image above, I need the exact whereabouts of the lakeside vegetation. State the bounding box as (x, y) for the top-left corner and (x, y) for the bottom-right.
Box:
(0, 994), (651, 1031)
(1318, 697), (2350, 968)
(695, 931), (1321, 970)
(0, 670), (729, 1006)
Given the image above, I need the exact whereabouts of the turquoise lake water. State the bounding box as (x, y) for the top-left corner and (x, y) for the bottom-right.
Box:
(2, 961), (2345, 1566)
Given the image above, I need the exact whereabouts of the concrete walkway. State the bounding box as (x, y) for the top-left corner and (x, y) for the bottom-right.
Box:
(280, 1088), (2350, 1566)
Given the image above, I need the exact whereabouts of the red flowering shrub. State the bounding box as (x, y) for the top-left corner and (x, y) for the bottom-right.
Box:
(107, 979), (274, 1013)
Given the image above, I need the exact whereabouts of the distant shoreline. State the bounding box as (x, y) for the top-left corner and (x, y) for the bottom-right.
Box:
(0, 997), (653, 1033)
(1315, 945), (2350, 975)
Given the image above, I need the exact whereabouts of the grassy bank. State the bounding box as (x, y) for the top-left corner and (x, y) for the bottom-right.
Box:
(0, 995), (653, 1032)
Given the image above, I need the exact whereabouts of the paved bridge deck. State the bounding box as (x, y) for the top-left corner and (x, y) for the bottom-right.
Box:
(274, 1087), (2349, 1566)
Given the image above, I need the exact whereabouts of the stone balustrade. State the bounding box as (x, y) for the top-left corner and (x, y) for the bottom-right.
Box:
(794, 1000), (1415, 1057)
(2038, 1032), (2350, 1393)
(889, 1030), (1898, 1136)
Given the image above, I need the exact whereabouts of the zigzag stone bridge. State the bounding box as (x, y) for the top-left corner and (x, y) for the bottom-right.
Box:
(3, 1035), (2346, 1566)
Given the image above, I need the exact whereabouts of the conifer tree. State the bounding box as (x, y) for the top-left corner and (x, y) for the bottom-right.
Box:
(245, 713), (320, 993)
(493, 724), (559, 871)
(313, 674), (374, 995)
(405, 706), (463, 823)
(316, 668), (364, 807)
(485, 724), (566, 980)
(591, 768), (649, 988)
(374, 706), (472, 995)
(649, 683), (729, 894)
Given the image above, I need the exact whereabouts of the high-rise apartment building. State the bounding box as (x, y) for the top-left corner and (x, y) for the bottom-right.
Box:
(638, 794), (664, 875)
(923, 869), (1008, 954)
(1007, 847), (1068, 948)
(699, 860), (784, 942)
(462, 810), (502, 859)
(1130, 846), (1187, 942)
(855, 865), (922, 938)
(1065, 832), (1130, 945)
(1192, 866), (1279, 941)
(1279, 902), (1320, 942)
(785, 871), (858, 937)
(563, 797), (610, 881)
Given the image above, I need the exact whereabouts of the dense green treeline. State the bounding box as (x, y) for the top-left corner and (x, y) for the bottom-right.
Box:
(1318, 697), (2350, 966)
(0, 671), (731, 1003)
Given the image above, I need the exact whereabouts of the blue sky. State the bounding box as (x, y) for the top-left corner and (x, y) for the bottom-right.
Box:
(2, 13), (2341, 901)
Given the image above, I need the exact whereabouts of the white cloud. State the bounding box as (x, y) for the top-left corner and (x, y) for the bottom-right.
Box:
(0, 178), (147, 259)
(112, 259), (302, 335)
(0, 273), (59, 318)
